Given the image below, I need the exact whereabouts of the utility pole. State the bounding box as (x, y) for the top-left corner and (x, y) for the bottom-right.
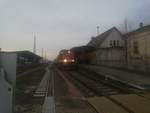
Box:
(33, 34), (36, 54)
(124, 19), (128, 33)
(97, 26), (100, 35)
(45, 52), (47, 60)
(41, 48), (44, 58)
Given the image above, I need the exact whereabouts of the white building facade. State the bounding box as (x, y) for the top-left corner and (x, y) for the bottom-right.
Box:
(88, 27), (126, 67)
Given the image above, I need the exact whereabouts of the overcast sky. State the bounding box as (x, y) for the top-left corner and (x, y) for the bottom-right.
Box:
(0, 0), (150, 60)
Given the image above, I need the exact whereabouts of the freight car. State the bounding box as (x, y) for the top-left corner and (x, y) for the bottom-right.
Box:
(71, 46), (95, 64)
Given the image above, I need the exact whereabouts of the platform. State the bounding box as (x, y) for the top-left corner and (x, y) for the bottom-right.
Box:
(80, 65), (150, 90)
(88, 94), (150, 113)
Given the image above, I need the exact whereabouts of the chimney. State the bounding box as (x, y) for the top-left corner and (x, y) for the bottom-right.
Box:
(139, 22), (143, 28)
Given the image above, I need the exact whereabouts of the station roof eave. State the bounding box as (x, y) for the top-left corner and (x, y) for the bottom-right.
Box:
(8, 50), (42, 60)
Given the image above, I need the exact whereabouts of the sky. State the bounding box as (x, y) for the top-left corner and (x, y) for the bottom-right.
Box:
(0, 0), (150, 60)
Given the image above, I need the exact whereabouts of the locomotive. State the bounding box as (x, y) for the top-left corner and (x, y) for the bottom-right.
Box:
(56, 46), (96, 69)
(56, 49), (76, 68)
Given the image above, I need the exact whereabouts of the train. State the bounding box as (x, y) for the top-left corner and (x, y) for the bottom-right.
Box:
(56, 49), (76, 68)
(55, 46), (96, 69)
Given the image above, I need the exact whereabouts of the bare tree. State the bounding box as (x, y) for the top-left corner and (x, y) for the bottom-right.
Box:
(118, 18), (133, 34)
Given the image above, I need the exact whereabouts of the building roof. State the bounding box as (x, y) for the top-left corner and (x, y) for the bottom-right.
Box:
(87, 27), (123, 47)
(9, 50), (41, 60)
(125, 24), (150, 36)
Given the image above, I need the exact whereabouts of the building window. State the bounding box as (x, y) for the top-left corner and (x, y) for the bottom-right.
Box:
(110, 40), (112, 47)
(113, 40), (116, 47)
(133, 41), (139, 54)
(117, 40), (119, 46)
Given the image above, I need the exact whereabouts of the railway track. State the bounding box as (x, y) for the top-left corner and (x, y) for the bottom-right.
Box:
(59, 69), (150, 113)
(77, 68), (150, 100)
(63, 70), (143, 97)
(68, 71), (121, 96)
(78, 69), (144, 94)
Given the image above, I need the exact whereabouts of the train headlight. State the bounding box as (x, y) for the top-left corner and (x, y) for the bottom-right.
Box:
(63, 59), (67, 63)
(71, 59), (75, 62)
(68, 50), (71, 54)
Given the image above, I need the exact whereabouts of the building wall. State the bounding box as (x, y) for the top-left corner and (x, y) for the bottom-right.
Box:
(101, 29), (125, 48)
(91, 48), (125, 67)
(91, 29), (126, 67)
(127, 31), (150, 71)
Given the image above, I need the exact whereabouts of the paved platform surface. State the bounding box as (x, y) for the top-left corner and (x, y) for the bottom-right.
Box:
(80, 65), (150, 90)
(111, 94), (150, 113)
(88, 96), (128, 113)
(55, 97), (98, 113)
(42, 96), (55, 113)
(88, 93), (150, 113)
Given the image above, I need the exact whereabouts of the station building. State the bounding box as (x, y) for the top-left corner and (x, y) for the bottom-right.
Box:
(87, 27), (126, 67)
(12, 51), (42, 73)
(125, 24), (150, 72)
